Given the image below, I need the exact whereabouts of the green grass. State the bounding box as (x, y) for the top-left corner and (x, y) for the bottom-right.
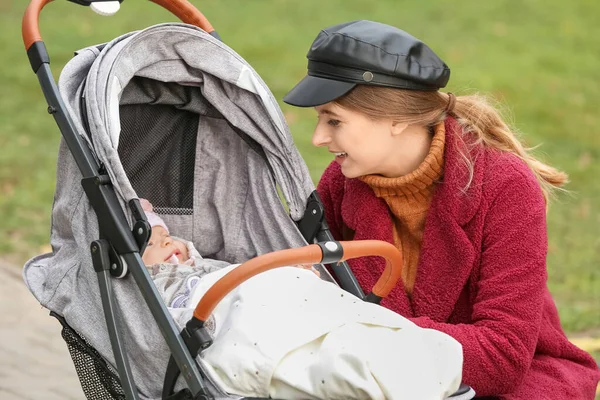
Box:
(1, 0), (599, 334)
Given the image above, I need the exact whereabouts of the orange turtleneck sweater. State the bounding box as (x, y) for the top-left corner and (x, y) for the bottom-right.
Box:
(359, 123), (446, 296)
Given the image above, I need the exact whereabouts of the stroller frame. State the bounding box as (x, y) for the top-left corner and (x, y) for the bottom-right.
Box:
(22, 1), (475, 399)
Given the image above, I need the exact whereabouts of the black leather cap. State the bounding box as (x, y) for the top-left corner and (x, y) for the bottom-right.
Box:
(284, 20), (450, 107)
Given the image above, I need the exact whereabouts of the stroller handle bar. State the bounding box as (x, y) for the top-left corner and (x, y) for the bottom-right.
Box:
(22, 0), (216, 51)
(193, 240), (403, 322)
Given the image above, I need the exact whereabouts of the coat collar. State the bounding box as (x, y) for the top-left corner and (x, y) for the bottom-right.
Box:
(340, 117), (483, 321)
(411, 118), (483, 320)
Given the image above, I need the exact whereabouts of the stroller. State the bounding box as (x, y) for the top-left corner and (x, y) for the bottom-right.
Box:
(21, 0), (476, 399)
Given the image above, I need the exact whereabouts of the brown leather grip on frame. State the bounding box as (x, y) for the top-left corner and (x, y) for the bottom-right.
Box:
(149, 0), (215, 33)
(22, 0), (215, 51)
(193, 240), (403, 322)
(22, 0), (53, 50)
(339, 240), (403, 298)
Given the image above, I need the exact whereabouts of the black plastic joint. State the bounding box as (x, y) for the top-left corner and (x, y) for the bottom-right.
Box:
(129, 198), (147, 222)
(90, 240), (111, 273)
(184, 318), (213, 351)
(298, 191), (326, 243)
(185, 317), (204, 330)
(81, 175), (139, 254)
(27, 41), (50, 73)
(195, 328), (213, 350)
(129, 199), (151, 254)
(132, 220), (150, 254)
(317, 240), (344, 264)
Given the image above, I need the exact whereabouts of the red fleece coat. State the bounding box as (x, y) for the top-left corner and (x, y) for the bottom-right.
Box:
(317, 117), (600, 399)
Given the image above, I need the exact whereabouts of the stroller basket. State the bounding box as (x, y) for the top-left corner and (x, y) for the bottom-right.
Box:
(51, 311), (126, 400)
(52, 311), (198, 400)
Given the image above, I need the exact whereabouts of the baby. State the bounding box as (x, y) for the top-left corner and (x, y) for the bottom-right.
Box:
(139, 198), (318, 311)
(139, 199), (203, 266)
(139, 199), (317, 275)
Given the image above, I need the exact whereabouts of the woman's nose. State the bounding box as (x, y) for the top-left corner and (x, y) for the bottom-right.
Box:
(162, 236), (172, 247)
(312, 125), (332, 147)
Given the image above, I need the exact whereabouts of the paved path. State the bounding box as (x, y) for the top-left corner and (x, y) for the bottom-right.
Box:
(0, 260), (84, 399)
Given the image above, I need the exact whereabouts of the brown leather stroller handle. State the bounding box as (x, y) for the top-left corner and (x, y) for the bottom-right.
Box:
(22, 0), (53, 50)
(22, 0), (215, 51)
(149, 0), (215, 33)
(193, 240), (403, 322)
(340, 240), (403, 298)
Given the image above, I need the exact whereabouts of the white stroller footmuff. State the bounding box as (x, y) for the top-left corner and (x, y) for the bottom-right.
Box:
(184, 265), (463, 400)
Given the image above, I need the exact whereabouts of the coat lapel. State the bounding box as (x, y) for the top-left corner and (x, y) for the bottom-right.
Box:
(340, 177), (414, 316)
(411, 118), (483, 321)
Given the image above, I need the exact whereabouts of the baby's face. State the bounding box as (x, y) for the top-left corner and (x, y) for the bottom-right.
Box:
(141, 226), (190, 265)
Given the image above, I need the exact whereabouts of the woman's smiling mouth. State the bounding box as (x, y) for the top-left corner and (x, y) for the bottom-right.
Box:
(332, 151), (348, 165)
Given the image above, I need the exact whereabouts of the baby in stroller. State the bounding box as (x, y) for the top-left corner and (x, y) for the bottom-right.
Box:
(139, 201), (464, 400)
(141, 198), (318, 273)
(141, 199), (319, 307)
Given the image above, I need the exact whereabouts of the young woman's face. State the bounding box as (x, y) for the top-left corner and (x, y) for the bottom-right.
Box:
(141, 226), (189, 265)
(312, 103), (430, 178)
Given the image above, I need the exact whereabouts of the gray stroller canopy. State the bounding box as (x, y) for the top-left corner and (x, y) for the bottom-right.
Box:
(24, 23), (315, 399)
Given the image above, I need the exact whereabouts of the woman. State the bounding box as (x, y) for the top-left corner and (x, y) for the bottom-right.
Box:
(283, 20), (600, 399)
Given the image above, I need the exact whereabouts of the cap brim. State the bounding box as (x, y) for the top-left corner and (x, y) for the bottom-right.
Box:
(283, 75), (356, 107)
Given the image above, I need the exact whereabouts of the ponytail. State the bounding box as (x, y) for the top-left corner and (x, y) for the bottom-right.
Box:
(451, 93), (568, 204)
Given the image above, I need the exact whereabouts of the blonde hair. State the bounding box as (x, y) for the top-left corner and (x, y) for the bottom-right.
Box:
(333, 86), (568, 204)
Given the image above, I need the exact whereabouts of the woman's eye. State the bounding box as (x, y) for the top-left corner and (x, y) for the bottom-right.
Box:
(328, 119), (341, 127)
(147, 242), (154, 246)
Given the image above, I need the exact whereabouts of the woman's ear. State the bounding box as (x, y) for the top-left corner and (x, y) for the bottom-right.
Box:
(390, 121), (409, 137)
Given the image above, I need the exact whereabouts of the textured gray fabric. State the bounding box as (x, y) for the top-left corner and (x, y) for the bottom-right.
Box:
(23, 23), (319, 399)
